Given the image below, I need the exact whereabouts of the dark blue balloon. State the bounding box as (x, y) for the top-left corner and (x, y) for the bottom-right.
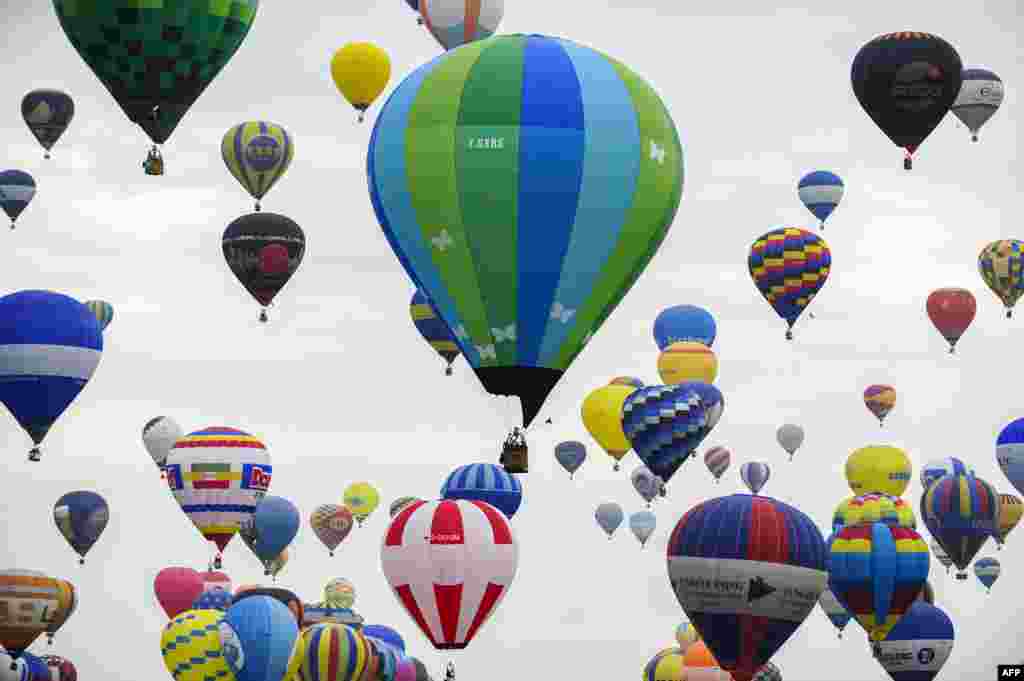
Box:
(877, 602), (954, 681)
(53, 490), (109, 560)
(0, 291), (103, 459)
(441, 463), (523, 518)
(192, 586), (233, 611)
(20, 653), (48, 681)
(224, 596), (299, 681)
(363, 624), (406, 653)
(251, 496), (300, 564)
(622, 385), (709, 485)
(653, 305), (716, 350)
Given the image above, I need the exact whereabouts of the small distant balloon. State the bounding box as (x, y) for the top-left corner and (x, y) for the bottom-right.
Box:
(951, 68), (1004, 142)
(863, 384), (896, 426)
(595, 502), (624, 539)
(704, 446), (730, 483)
(331, 43), (391, 123)
(22, 90), (74, 159)
(221, 121), (294, 211)
(978, 240), (1024, 318)
(740, 461), (771, 495)
(927, 288), (976, 353)
(554, 441), (587, 479)
(797, 170), (844, 229)
(83, 300), (114, 332)
(419, 0), (503, 51)
(0, 170), (36, 228)
(629, 510), (657, 548)
(776, 424), (804, 460)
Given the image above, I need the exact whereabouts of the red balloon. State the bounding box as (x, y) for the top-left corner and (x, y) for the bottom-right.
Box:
(259, 243), (290, 275)
(926, 288), (976, 353)
(154, 567), (204, 618)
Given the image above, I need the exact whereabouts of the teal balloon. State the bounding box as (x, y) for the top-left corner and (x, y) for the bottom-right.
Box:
(84, 300), (114, 331)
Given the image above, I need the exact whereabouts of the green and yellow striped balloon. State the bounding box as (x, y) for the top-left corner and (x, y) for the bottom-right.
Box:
(368, 34), (684, 426)
(222, 122), (295, 211)
(84, 300), (113, 332)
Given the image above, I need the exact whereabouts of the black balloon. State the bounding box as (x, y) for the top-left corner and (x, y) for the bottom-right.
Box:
(21, 89), (75, 158)
(222, 212), (305, 320)
(851, 31), (962, 167)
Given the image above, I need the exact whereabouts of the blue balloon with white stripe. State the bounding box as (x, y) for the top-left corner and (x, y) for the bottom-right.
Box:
(996, 418), (1024, 498)
(440, 463), (523, 518)
(0, 290), (103, 461)
(797, 170), (844, 228)
(0, 170), (36, 228)
(224, 595), (299, 681)
(877, 602), (954, 681)
(652, 304), (717, 350)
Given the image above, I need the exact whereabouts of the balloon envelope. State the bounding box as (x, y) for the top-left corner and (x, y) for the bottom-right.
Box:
(926, 288), (976, 351)
(420, 0), (503, 50)
(653, 305), (717, 350)
(595, 502), (624, 537)
(247, 496), (300, 564)
(996, 418), (1024, 497)
(748, 228), (830, 338)
(154, 567), (204, 619)
(952, 68), (1004, 140)
(160, 609), (239, 681)
(221, 121), (294, 208)
(224, 595), (299, 681)
(0, 171), (36, 225)
(21, 89), (74, 155)
(622, 385), (708, 485)
(797, 170), (844, 225)
(978, 240), (1024, 315)
(921, 472), (999, 576)
(222, 213), (305, 311)
(143, 416), (184, 471)
(53, 491), (109, 560)
(554, 441), (586, 477)
(441, 463), (523, 518)
(845, 445), (911, 497)
(367, 34), (684, 428)
(876, 602), (954, 681)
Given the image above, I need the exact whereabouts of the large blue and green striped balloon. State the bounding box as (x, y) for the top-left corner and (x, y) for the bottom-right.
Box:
(367, 34), (684, 426)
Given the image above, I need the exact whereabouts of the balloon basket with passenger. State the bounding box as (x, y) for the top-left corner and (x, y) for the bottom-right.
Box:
(499, 427), (528, 474)
(143, 145), (164, 176)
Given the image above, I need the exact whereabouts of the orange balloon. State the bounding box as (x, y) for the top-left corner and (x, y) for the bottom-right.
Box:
(683, 641), (719, 668)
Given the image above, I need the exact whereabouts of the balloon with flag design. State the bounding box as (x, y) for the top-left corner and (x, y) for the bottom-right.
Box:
(367, 34), (683, 429)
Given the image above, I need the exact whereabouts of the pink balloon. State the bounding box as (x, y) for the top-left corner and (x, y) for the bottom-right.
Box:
(394, 658), (417, 681)
(154, 567), (204, 618)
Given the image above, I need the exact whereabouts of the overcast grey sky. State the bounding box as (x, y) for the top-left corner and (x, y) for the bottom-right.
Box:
(1, 1), (1022, 680)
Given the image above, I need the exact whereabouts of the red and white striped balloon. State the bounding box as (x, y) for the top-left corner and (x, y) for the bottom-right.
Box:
(380, 499), (518, 650)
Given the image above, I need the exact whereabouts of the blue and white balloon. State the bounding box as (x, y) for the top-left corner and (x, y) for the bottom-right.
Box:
(797, 170), (844, 228)
(441, 462), (523, 518)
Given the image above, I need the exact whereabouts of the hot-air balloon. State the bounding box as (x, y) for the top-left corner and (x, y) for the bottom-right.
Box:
(997, 418), (1024, 496)
(632, 466), (664, 506)
(224, 596), (299, 681)
(363, 624), (405, 654)
(221, 122), (295, 212)
(160, 609), (241, 681)
(851, 32), (962, 170)
(776, 424), (804, 461)
(845, 445), (912, 497)
(920, 456), (969, 492)
(0, 570), (66, 665)
(797, 171), (844, 230)
(410, 289), (461, 375)
(974, 557), (1000, 593)
(143, 416), (185, 478)
(609, 376), (645, 389)
(653, 305), (717, 350)
(21, 90), (74, 159)
(202, 570), (232, 596)
(265, 549), (289, 581)
(875, 602), (954, 681)
(0, 291), (103, 461)
(829, 520), (930, 642)
(367, 35), (684, 447)
(748, 228), (831, 340)
(582, 384), (636, 471)
(832, 496), (857, 533)
(222, 213), (306, 323)
(929, 539), (952, 574)
(44, 579), (76, 646)
(951, 68), (1004, 142)
(41, 655), (77, 681)
(921, 472), (999, 580)
(164, 427), (272, 569)
(629, 510), (657, 549)
(238, 496), (300, 575)
(926, 288), (976, 353)
(864, 385), (897, 426)
(381, 500), (518, 681)
(288, 624), (372, 681)
(53, 491), (109, 565)
(343, 482), (380, 526)
(154, 568), (204, 619)
(18, 655), (47, 681)
(818, 587), (853, 639)
(740, 461), (771, 495)
(680, 382), (725, 432)
(83, 300), (113, 332)
(389, 497), (422, 519)
(192, 587), (232, 612)
(657, 342), (718, 385)
(996, 493), (1022, 548)
(978, 240), (1024, 318)
(644, 648), (685, 681)
(331, 43), (391, 123)
(419, 0), (503, 51)
(667, 495), (827, 681)
(231, 586), (304, 627)
(683, 641), (726, 681)
(441, 463), (523, 518)
(53, 0), (259, 175)
(554, 441), (586, 479)
(622, 385), (709, 491)
(595, 502), (624, 539)
(0, 170), (36, 229)
(310, 504), (355, 556)
(704, 446), (730, 484)
(753, 663), (781, 681)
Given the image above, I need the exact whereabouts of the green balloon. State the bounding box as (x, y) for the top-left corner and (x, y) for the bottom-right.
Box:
(53, 0), (260, 144)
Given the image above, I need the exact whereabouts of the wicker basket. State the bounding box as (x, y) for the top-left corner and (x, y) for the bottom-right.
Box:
(500, 443), (528, 474)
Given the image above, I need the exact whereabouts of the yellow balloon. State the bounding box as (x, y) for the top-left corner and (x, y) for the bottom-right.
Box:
(644, 650), (687, 681)
(998, 493), (1022, 544)
(343, 482), (380, 524)
(581, 384), (635, 470)
(845, 445), (912, 497)
(161, 610), (238, 681)
(657, 341), (718, 385)
(330, 43), (391, 122)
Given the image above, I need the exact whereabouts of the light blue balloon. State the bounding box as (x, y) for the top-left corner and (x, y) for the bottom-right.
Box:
(652, 305), (716, 350)
(595, 502), (624, 538)
(363, 625), (405, 653)
(251, 496), (300, 565)
(224, 595), (299, 681)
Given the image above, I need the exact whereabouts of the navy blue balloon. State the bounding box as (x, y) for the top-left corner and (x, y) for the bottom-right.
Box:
(192, 586), (233, 611)
(877, 602), (954, 681)
(224, 595), (299, 681)
(53, 490), (109, 562)
(653, 305), (716, 350)
(363, 624), (406, 653)
(251, 496), (300, 565)
(441, 463), (523, 518)
(0, 291), (103, 460)
(20, 653), (48, 681)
